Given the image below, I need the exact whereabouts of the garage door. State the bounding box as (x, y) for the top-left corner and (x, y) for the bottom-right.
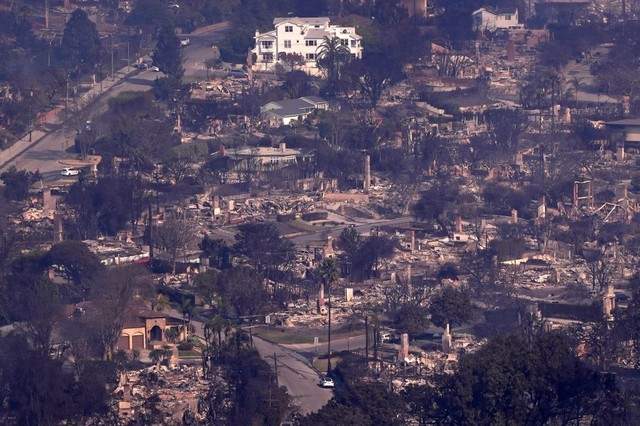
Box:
(117, 335), (130, 351)
(132, 334), (145, 350)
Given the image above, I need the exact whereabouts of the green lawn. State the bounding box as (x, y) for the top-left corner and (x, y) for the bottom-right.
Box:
(253, 326), (365, 345)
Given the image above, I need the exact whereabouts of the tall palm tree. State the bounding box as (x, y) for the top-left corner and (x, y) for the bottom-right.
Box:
(318, 257), (340, 374)
(568, 75), (584, 107)
(180, 298), (194, 340)
(316, 36), (351, 96)
(152, 294), (171, 312)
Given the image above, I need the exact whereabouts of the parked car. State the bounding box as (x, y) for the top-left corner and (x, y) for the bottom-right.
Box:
(61, 168), (79, 176)
(615, 292), (631, 302)
(180, 38), (191, 47)
(228, 69), (249, 78)
(320, 377), (334, 388)
(150, 65), (160, 72)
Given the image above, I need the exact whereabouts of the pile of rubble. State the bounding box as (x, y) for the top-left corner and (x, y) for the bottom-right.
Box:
(237, 195), (316, 217)
(114, 364), (213, 423)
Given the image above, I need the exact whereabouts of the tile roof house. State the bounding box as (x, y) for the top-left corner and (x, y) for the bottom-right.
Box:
(117, 307), (185, 351)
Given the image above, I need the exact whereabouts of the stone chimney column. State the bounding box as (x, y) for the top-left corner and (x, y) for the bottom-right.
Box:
(364, 155), (371, 192)
(455, 215), (463, 233)
(442, 323), (452, 353)
(399, 333), (409, 361)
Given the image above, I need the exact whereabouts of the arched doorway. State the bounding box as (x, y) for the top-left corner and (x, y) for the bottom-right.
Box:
(150, 325), (163, 342)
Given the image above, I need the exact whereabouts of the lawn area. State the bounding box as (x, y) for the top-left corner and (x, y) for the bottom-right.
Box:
(253, 325), (365, 345)
(313, 356), (342, 373)
(178, 350), (201, 359)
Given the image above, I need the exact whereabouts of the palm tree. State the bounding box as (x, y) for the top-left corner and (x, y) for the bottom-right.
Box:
(316, 36), (351, 96)
(345, 313), (360, 352)
(205, 315), (231, 347)
(152, 294), (171, 312)
(568, 75), (584, 107)
(180, 298), (194, 339)
(318, 257), (340, 374)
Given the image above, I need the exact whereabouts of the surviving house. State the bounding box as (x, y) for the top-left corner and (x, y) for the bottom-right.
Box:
(261, 96), (328, 126)
(252, 17), (362, 73)
(472, 7), (524, 32)
(117, 309), (185, 351)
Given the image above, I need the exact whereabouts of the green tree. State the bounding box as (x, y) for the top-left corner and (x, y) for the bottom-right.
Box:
(44, 240), (102, 298)
(428, 286), (473, 329)
(393, 303), (431, 339)
(0, 333), (110, 425)
(152, 24), (184, 81)
(298, 381), (405, 425)
(0, 166), (34, 201)
(60, 9), (101, 76)
(411, 188), (447, 232)
(431, 332), (628, 425)
(199, 235), (231, 269)
(232, 223), (294, 278)
(154, 216), (196, 274)
(346, 52), (403, 109)
(227, 266), (269, 318)
(316, 36), (351, 97)
(338, 226), (362, 270)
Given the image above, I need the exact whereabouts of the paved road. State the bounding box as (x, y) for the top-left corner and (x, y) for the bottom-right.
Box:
(0, 22), (231, 179)
(253, 336), (333, 415)
(165, 308), (332, 415)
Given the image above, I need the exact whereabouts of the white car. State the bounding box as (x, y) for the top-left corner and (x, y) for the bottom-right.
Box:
(180, 38), (190, 47)
(320, 377), (334, 388)
(150, 66), (160, 72)
(61, 168), (79, 176)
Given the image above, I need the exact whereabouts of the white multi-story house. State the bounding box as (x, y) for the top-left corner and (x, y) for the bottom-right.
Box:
(252, 17), (362, 74)
(472, 7), (524, 33)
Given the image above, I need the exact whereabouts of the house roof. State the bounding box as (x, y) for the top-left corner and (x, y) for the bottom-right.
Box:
(474, 6), (517, 16)
(264, 98), (318, 118)
(300, 96), (327, 105)
(138, 310), (169, 319)
(305, 28), (329, 39)
(255, 30), (277, 39)
(273, 17), (330, 27)
(605, 118), (640, 127)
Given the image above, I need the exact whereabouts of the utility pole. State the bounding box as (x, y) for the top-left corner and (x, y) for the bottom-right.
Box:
(270, 353), (285, 387)
(148, 202), (154, 258)
(111, 35), (115, 81)
(28, 89), (33, 142)
(65, 79), (69, 119)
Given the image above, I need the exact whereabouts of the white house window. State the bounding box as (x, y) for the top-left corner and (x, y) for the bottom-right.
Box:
(263, 53), (273, 62)
(261, 41), (273, 49)
(340, 39), (348, 46)
(284, 40), (291, 48)
(285, 25), (293, 32)
(504, 15), (511, 20)
(305, 40), (317, 47)
(305, 53), (315, 60)
(350, 40), (356, 47)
